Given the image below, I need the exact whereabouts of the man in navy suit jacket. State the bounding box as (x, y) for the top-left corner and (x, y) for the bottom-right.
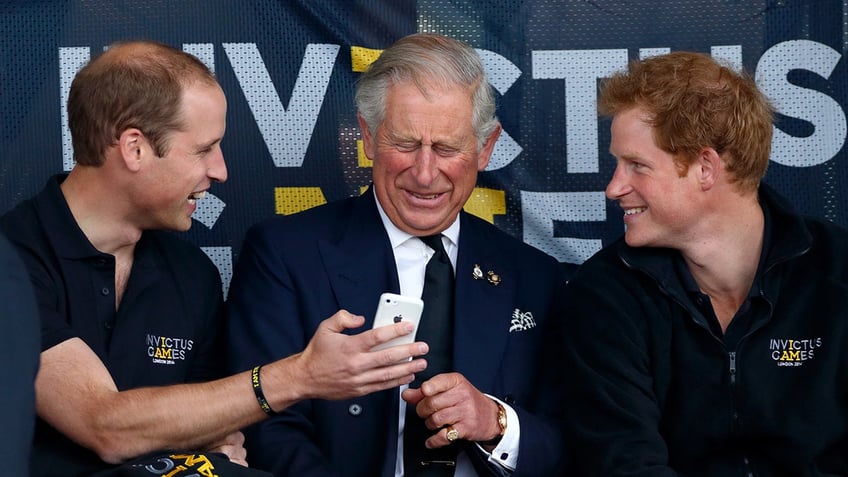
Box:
(226, 33), (568, 477)
(0, 231), (39, 477)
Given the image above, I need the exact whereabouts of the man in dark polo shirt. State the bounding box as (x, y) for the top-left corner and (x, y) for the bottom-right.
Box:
(1, 40), (427, 477)
(564, 51), (848, 476)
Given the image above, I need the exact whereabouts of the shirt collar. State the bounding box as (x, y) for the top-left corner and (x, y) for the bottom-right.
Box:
(37, 174), (104, 260)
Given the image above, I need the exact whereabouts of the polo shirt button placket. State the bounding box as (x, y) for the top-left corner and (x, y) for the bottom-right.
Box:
(101, 286), (113, 330)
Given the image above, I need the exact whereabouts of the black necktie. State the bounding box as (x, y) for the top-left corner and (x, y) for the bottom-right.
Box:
(404, 234), (456, 476)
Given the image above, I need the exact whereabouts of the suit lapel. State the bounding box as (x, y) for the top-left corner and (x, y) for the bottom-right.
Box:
(453, 212), (516, 387)
(317, 190), (400, 323)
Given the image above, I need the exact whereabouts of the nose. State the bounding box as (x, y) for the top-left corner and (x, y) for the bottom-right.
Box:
(605, 162), (630, 200)
(208, 149), (228, 183)
(411, 147), (438, 186)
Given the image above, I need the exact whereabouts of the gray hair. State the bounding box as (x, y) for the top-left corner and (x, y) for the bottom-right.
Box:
(354, 33), (499, 149)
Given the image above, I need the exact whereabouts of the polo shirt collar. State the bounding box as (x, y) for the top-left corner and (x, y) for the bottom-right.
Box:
(34, 174), (103, 260)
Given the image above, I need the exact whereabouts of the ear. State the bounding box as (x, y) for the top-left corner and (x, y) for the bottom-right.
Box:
(357, 114), (376, 161)
(695, 147), (721, 190)
(476, 122), (502, 172)
(117, 129), (145, 172)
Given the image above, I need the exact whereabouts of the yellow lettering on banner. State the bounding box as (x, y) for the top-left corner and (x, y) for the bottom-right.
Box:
(352, 44), (378, 169)
(464, 187), (506, 224)
(357, 140), (373, 168)
(275, 187), (327, 215)
(351, 46), (383, 72)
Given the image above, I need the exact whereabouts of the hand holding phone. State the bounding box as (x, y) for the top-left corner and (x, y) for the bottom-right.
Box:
(371, 293), (423, 352)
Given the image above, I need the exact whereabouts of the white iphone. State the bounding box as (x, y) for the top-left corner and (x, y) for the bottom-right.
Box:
(371, 293), (424, 351)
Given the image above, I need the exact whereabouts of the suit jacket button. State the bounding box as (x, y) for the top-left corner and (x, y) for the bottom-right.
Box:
(348, 404), (363, 416)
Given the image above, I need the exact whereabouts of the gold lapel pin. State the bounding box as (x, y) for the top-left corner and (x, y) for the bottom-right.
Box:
(487, 270), (501, 286)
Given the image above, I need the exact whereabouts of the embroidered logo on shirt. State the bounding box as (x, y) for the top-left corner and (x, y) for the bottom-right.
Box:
(146, 334), (194, 365)
(509, 309), (536, 332)
(769, 337), (822, 367)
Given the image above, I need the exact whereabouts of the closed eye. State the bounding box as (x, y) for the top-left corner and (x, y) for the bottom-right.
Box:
(395, 142), (420, 152)
(196, 141), (221, 157)
(433, 145), (460, 156)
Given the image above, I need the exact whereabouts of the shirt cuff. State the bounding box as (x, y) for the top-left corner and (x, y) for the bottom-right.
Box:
(475, 394), (520, 472)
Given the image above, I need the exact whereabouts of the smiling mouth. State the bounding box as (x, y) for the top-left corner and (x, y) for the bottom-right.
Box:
(187, 191), (206, 205)
(624, 207), (646, 216)
(411, 191), (443, 200)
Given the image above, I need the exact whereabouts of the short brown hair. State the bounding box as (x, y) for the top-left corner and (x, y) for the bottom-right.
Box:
(67, 41), (217, 166)
(599, 51), (774, 192)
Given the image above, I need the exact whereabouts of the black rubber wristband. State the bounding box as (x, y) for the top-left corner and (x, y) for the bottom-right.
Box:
(251, 365), (278, 416)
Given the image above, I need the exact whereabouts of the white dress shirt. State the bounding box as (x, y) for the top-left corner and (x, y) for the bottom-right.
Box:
(373, 193), (520, 476)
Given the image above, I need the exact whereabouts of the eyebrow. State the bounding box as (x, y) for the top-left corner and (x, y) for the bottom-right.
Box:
(611, 151), (640, 161)
(383, 127), (467, 146)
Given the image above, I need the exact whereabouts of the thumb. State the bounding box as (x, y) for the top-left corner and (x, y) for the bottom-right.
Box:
(401, 386), (424, 405)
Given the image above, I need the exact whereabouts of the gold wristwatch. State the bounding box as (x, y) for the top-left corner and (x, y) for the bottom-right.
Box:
(481, 401), (507, 445)
(495, 401), (507, 436)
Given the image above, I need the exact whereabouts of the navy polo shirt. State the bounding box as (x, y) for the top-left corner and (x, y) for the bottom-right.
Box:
(1, 175), (226, 477)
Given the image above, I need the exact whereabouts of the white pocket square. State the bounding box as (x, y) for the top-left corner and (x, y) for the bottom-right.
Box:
(509, 309), (536, 332)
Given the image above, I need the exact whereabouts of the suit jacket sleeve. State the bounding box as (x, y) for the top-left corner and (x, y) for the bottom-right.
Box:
(0, 233), (39, 477)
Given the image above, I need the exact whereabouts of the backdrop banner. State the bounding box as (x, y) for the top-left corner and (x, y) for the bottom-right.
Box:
(2, 1), (845, 293)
